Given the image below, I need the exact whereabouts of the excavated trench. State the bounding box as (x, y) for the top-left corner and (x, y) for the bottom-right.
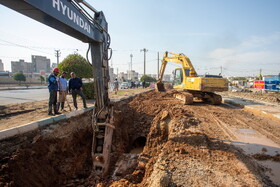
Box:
(0, 94), (153, 186)
(0, 90), (279, 186)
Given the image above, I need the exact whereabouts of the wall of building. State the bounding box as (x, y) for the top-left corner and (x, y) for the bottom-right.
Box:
(0, 60), (4, 72)
(32, 55), (51, 73)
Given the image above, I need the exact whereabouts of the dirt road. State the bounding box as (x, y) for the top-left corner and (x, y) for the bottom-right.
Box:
(0, 89), (280, 186)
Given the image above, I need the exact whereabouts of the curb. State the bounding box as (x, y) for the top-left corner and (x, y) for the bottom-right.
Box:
(223, 99), (280, 122)
(0, 86), (47, 91)
(0, 106), (94, 141)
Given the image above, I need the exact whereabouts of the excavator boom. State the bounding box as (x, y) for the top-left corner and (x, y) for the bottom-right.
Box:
(0, 0), (114, 176)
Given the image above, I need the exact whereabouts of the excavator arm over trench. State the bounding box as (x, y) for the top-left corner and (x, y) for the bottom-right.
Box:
(0, 0), (113, 176)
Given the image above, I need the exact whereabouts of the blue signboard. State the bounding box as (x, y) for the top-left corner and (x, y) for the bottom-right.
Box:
(0, 0), (107, 43)
(264, 76), (280, 92)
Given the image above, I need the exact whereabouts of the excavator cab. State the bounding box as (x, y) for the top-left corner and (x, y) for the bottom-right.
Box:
(173, 68), (184, 86)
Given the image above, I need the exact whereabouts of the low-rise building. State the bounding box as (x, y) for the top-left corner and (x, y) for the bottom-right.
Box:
(0, 59), (4, 72)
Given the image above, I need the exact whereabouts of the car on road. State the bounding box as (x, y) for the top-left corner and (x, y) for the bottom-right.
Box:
(120, 82), (129, 89)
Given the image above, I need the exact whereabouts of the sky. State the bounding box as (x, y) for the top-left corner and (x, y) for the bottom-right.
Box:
(0, 0), (279, 77)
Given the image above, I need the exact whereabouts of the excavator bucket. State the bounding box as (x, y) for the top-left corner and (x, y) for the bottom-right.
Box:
(155, 81), (165, 92)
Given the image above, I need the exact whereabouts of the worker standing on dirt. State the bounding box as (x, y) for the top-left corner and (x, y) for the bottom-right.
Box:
(68, 72), (87, 110)
(57, 72), (68, 112)
(47, 68), (61, 116)
(113, 78), (119, 94)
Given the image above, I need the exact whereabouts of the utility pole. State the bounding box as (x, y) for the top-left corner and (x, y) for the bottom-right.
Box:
(220, 66), (223, 75)
(157, 52), (160, 78)
(54, 49), (61, 65)
(259, 68), (262, 80)
(140, 48), (148, 75)
(130, 54), (133, 71)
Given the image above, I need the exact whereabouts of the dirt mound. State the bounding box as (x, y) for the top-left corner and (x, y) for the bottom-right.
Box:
(0, 112), (93, 186)
(0, 90), (278, 186)
(109, 91), (273, 186)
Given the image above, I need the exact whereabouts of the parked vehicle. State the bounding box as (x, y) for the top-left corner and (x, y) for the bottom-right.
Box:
(120, 82), (129, 89)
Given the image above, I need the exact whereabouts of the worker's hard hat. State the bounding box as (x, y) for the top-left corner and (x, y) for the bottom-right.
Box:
(53, 68), (60, 73)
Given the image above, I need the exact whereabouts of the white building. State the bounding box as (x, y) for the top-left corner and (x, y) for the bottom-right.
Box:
(32, 55), (51, 73)
(0, 59), (4, 71)
(118, 72), (128, 82)
(163, 74), (171, 82)
(127, 70), (138, 81)
(109, 67), (117, 82)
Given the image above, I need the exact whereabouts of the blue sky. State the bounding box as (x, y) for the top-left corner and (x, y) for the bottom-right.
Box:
(0, 0), (279, 76)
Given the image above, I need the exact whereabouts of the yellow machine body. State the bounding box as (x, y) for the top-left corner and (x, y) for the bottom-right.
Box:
(173, 67), (228, 92)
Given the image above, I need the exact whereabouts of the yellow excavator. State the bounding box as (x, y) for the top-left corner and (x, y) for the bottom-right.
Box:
(156, 52), (228, 105)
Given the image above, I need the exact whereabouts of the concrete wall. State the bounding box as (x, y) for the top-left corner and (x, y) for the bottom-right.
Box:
(0, 77), (43, 84)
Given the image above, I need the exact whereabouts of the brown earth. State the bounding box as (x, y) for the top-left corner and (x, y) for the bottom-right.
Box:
(0, 89), (280, 186)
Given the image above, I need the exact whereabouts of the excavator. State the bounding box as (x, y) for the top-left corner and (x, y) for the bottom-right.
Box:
(156, 52), (228, 105)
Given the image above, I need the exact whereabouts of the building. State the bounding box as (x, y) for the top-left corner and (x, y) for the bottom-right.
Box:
(11, 59), (31, 73)
(0, 59), (4, 71)
(109, 67), (117, 82)
(11, 55), (51, 74)
(127, 70), (138, 81)
(52, 63), (57, 68)
(32, 55), (51, 73)
(163, 74), (171, 82)
(118, 72), (128, 82)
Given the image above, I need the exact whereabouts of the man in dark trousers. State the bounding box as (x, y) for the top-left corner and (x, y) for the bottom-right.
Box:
(68, 72), (87, 110)
(48, 67), (61, 115)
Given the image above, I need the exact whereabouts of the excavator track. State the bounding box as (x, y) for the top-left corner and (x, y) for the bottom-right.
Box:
(173, 92), (193, 105)
(173, 90), (222, 105)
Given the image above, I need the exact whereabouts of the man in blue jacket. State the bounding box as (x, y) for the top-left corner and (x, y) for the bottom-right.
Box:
(48, 67), (61, 115)
(68, 72), (87, 110)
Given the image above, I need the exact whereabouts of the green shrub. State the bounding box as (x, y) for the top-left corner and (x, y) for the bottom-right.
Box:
(83, 82), (94, 99)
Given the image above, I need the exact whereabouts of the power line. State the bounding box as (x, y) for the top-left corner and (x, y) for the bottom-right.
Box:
(0, 38), (52, 55)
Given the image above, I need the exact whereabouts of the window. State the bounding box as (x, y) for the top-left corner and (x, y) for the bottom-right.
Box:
(185, 69), (190, 76)
(173, 69), (183, 86)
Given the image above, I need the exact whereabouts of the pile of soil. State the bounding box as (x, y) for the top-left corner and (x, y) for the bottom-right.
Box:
(108, 91), (274, 186)
(1, 90), (279, 186)
(0, 112), (93, 186)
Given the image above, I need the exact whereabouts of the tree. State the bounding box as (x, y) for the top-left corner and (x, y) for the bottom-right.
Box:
(13, 72), (26, 84)
(58, 54), (92, 79)
(140, 75), (156, 82)
(39, 76), (45, 84)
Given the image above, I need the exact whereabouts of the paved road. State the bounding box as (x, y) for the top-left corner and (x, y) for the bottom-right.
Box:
(0, 88), (49, 105)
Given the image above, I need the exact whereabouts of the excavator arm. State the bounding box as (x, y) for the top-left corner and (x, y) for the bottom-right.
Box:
(0, 0), (113, 176)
